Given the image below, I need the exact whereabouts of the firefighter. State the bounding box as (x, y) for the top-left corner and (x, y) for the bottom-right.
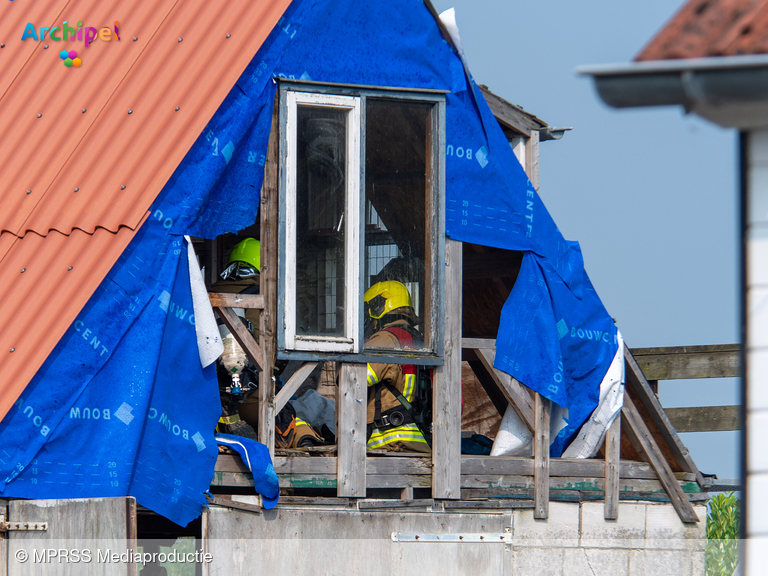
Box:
(364, 281), (431, 453)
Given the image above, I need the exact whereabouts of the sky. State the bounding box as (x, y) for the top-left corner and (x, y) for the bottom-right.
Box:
(430, 0), (741, 479)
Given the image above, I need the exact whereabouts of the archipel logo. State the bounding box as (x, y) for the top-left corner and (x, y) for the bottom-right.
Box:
(60, 50), (81, 68)
(21, 20), (120, 68)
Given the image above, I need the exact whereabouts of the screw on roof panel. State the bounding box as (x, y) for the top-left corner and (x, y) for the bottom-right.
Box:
(1, 44), (4, 48)
(128, 109), (132, 114)
(10, 348), (15, 352)
(82, 108), (86, 113)
(44, 45), (49, 49)
(68, 266), (73, 271)
(26, 190), (31, 195)
(74, 187), (79, 192)
(178, 38), (183, 42)
(175, 106), (180, 111)
(37, 114), (42, 118)
(133, 37), (138, 41)
(121, 185), (126, 190)
(227, 34), (231, 38)
(21, 268), (26, 273)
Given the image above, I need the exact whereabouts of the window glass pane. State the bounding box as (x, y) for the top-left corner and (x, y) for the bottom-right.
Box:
(364, 99), (431, 351)
(295, 105), (347, 338)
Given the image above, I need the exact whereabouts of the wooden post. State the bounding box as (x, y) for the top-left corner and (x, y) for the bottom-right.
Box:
(259, 103), (279, 459)
(533, 392), (550, 519)
(432, 238), (462, 499)
(604, 416), (621, 520)
(525, 128), (540, 191)
(336, 363), (367, 498)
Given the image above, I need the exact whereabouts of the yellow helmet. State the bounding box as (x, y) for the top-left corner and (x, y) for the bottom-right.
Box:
(227, 238), (260, 271)
(364, 281), (412, 320)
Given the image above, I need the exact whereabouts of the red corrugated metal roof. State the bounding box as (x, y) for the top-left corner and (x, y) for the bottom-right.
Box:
(636, 0), (768, 60)
(0, 0), (291, 420)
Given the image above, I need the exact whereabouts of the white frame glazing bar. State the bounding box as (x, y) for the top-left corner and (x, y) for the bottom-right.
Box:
(284, 92), (362, 353)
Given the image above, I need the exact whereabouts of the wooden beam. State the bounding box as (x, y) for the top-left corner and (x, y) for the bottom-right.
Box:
(604, 417), (620, 520)
(214, 306), (263, 371)
(477, 85), (545, 137)
(432, 239), (462, 499)
(461, 338), (497, 350)
(208, 293), (264, 309)
(525, 128), (540, 191)
(274, 362), (320, 415)
(336, 364), (367, 498)
(259, 102), (279, 458)
(624, 344), (704, 485)
(475, 347), (535, 432)
(665, 406), (740, 432)
(621, 392), (699, 523)
(466, 358), (509, 418)
(533, 393), (550, 519)
(629, 344), (740, 380)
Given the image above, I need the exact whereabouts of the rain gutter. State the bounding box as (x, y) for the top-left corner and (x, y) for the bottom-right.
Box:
(577, 54), (768, 128)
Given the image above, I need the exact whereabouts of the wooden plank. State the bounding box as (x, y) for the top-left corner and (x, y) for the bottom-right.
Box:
(459, 455), (695, 481)
(208, 292), (265, 309)
(215, 305), (264, 371)
(400, 487), (414, 500)
(621, 392), (700, 523)
(459, 474), (697, 494)
(336, 364), (367, 497)
(461, 338), (497, 350)
(624, 344), (704, 484)
(277, 496), (350, 507)
(526, 128), (540, 191)
(478, 85), (544, 137)
(665, 406), (740, 432)
(432, 238), (462, 499)
(126, 497), (137, 576)
(8, 498), (132, 576)
(259, 102), (279, 458)
(604, 417), (621, 520)
(630, 343), (740, 380)
(443, 500), (535, 510)
(475, 347), (535, 432)
(358, 499), (434, 510)
(274, 362), (320, 414)
(533, 393), (550, 519)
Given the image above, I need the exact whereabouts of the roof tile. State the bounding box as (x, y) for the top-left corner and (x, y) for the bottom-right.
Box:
(0, 0), (291, 420)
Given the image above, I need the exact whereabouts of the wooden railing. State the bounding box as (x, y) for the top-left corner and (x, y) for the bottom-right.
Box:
(631, 344), (740, 433)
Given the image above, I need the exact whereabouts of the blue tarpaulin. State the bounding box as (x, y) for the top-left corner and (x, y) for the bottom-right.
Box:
(0, 0), (617, 524)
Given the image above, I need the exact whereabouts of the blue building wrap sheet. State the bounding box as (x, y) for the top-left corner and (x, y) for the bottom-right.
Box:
(0, 0), (617, 524)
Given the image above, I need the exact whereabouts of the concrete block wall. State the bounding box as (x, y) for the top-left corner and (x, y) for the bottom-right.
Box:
(204, 500), (707, 576)
(510, 502), (707, 576)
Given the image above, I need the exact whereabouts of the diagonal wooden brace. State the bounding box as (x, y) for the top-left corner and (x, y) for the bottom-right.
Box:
(274, 362), (320, 414)
(624, 343), (704, 486)
(622, 391), (699, 523)
(214, 306), (263, 372)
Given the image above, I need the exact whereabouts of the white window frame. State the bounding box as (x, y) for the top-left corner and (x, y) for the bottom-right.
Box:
(284, 92), (362, 353)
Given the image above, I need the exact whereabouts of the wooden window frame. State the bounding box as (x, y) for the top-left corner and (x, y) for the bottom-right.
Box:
(277, 80), (446, 366)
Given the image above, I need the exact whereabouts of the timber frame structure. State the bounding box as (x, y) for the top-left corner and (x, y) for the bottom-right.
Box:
(203, 89), (724, 525)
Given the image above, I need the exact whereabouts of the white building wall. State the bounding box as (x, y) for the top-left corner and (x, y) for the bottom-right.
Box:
(746, 128), (768, 573)
(204, 501), (706, 576)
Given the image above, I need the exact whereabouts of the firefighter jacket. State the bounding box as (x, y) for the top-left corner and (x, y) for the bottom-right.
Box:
(365, 322), (430, 453)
